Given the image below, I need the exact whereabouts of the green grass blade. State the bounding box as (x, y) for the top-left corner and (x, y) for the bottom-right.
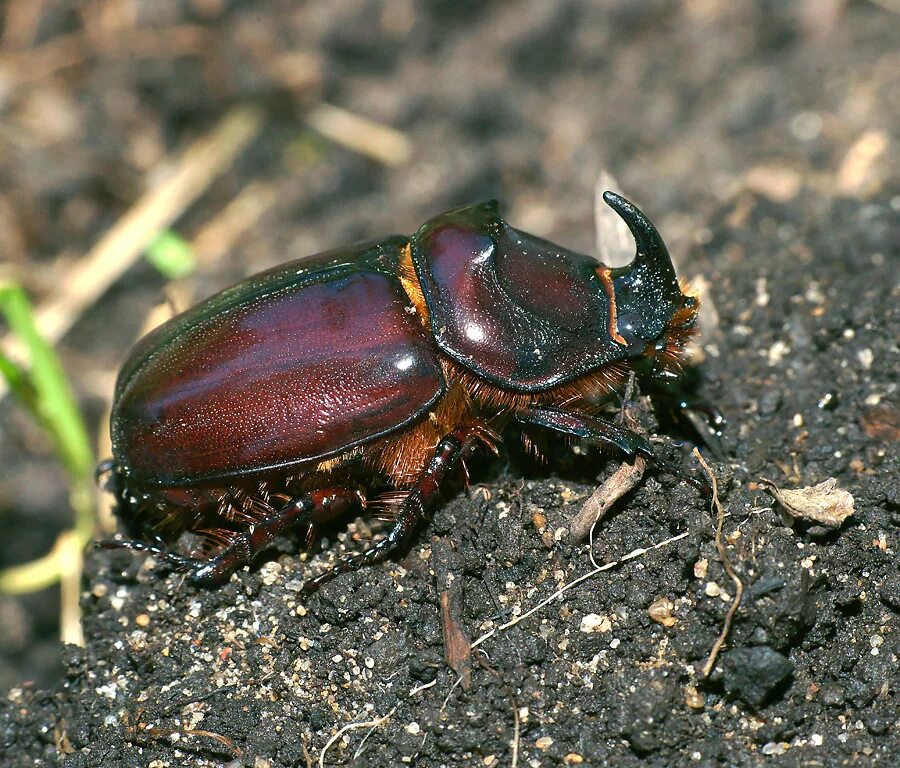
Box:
(0, 282), (94, 483)
(0, 282), (96, 605)
(0, 348), (36, 412)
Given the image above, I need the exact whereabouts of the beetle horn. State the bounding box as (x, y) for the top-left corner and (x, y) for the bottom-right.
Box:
(602, 191), (677, 286)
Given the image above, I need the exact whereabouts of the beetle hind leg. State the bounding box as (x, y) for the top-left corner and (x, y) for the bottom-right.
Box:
(100, 488), (363, 587)
(96, 537), (199, 573)
(187, 488), (363, 587)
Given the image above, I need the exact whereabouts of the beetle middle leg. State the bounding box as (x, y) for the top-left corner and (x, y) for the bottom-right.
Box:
(301, 424), (492, 595)
(515, 405), (708, 493)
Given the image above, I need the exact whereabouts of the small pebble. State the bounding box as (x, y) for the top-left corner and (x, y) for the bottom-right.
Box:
(580, 613), (612, 633)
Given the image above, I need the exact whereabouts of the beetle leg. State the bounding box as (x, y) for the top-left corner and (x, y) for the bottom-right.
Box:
(96, 537), (198, 572)
(302, 425), (484, 595)
(642, 372), (727, 458)
(99, 488), (363, 586)
(515, 405), (655, 458)
(187, 488), (363, 587)
(514, 405), (709, 494)
(650, 391), (727, 460)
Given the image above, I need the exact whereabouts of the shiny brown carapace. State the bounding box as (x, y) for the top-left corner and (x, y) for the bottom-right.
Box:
(99, 192), (710, 593)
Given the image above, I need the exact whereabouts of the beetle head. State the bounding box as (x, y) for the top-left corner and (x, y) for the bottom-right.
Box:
(602, 191), (698, 372)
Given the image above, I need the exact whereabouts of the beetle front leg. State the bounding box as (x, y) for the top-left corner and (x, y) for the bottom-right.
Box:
(516, 405), (655, 458)
(301, 425), (486, 595)
(515, 405), (708, 493)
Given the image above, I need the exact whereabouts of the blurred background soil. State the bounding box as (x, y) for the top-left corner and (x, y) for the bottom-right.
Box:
(0, 1), (898, 766)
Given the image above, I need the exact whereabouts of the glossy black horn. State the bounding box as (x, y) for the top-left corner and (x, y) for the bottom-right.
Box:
(602, 191), (677, 287)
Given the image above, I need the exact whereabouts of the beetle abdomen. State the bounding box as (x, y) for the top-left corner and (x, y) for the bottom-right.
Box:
(112, 243), (445, 486)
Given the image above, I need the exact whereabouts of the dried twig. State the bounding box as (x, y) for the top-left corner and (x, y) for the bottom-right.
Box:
(306, 103), (412, 166)
(408, 679), (437, 697)
(191, 181), (279, 268)
(510, 697), (521, 768)
(131, 708), (243, 759)
(57, 528), (85, 646)
(434, 537), (472, 685)
(0, 105), (263, 405)
(1, 25), (212, 85)
(570, 455), (646, 541)
(1, 0), (47, 51)
(693, 449), (743, 678)
(569, 407), (646, 541)
(440, 674), (465, 714)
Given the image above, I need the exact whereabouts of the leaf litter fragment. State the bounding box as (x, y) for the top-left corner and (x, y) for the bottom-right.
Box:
(760, 477), (854, 527)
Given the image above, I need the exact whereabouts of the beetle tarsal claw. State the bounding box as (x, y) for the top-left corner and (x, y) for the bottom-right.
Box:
(96, 537), (196, 571)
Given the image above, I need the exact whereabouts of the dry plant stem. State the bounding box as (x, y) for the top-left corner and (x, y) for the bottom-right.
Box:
(471, 531), (689, 650)
(306, 103), (413, 166)
(0, 105), (263, 405)
(354, 714), (391, 760)
(570, 454), (646, 541)
(179, 730), (242, 758)
(139, 726), (241, 758)
(693, 448), (744, 678)
(1, 0), (46, 50)
(408, 679), (438, 697)
(0, 486), (91, 648)
(2, 24), (213, 84)
(191, 181), (279, 268)
(58, 529), (85, 647)
(569, 408), (646, 541)
(319, 707), (397, 768)
(510, 698), (521, 768)
(441, 673), (466, 714)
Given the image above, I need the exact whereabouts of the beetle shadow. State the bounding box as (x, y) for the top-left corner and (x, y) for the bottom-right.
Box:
(645, 365), (728, 461)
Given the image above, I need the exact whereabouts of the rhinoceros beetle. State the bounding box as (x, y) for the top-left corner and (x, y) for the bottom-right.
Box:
(98, 192), (717, 594)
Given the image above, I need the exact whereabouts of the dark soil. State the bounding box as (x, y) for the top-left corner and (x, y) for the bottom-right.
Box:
(1, 1), (898, 766)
